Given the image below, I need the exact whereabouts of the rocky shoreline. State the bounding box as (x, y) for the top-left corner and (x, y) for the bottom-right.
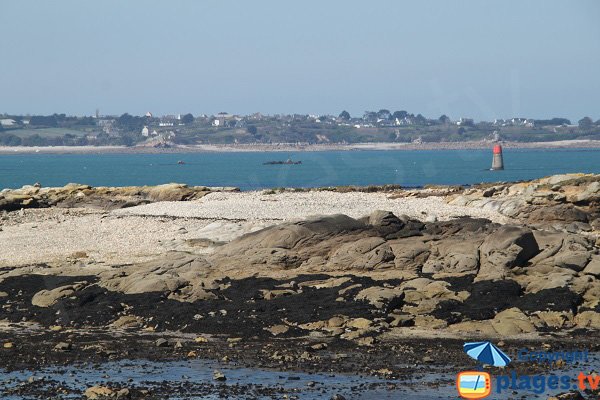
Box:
(1, 174), (600, 398)
(2, 139), (600, 154)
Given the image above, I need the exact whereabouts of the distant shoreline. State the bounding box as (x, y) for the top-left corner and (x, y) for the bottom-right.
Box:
(1, 139), (600, 154)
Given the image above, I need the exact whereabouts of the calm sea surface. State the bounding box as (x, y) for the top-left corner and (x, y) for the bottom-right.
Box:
(1, 149), (599, 190)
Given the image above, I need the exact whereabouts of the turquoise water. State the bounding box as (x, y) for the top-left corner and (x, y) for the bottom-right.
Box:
(1, 149), (599, 190)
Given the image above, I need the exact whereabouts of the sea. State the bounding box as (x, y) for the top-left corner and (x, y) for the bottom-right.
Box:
(1, 148), (599, 190)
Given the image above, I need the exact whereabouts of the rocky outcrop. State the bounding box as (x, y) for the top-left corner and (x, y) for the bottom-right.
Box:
(448, 173), (600, 232)
(477, 226), (539, 281)
(3, 174), (600, 344)
(31, 282), (88, 307)
(0, 183), (238, 211)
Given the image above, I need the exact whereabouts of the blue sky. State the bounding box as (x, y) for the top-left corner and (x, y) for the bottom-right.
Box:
(1, 0), (599, 121)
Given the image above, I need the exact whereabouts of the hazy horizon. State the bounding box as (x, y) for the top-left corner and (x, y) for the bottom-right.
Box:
(1, 0), (599, 121)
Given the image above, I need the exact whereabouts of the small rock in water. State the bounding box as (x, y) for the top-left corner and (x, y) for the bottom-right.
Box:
(331, 395), (346, 400)
(213, 370), (226, 381)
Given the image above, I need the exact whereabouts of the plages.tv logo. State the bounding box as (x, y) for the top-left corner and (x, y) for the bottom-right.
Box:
(456, 341), (512, 399)
(457, 371), (492, 399)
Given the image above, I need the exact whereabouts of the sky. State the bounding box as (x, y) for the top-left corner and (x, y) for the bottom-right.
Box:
(1, 0), (599, 121)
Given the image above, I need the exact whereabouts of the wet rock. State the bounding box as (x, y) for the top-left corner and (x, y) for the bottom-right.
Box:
(155, 338), (169, 348)
(116, 388), (131, 399)
(53, 342), (72, 352)
(213, 370), (226, 381)
(309, 343), (328, 351)
(330, 395), (346, 400)
(84, 385), (114, 399)
(547, 391), (585, 400)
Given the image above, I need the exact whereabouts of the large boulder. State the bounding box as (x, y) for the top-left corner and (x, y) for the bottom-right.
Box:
(388, 237), (431, 273)
(366, 210), (405, 237)
(212, 214), (367, 270)
(421, 238), (481, 276)
(100, 252), (212, 295)
(583, 256), (600, 277)
(327, 237), (395, 271)
(491, 307), (536, 336)
(477, 226), (539, 281)
(575, 181), (600, 204)
(31, 283), (87, 307)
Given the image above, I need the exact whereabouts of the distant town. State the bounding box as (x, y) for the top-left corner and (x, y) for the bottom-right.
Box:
(0, 110), (599, 147)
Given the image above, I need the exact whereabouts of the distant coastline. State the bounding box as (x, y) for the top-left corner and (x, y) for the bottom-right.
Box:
(1, 139), (600, 154)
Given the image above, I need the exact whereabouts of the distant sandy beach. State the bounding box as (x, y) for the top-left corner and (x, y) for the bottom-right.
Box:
(1, 139), (600, 154)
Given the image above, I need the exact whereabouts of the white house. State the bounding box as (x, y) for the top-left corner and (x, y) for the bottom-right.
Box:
(0, 119), (17, 127)
(141, 126), (150, 136)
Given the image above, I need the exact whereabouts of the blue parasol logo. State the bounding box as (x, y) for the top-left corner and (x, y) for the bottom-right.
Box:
(464, 341), (511, 367)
